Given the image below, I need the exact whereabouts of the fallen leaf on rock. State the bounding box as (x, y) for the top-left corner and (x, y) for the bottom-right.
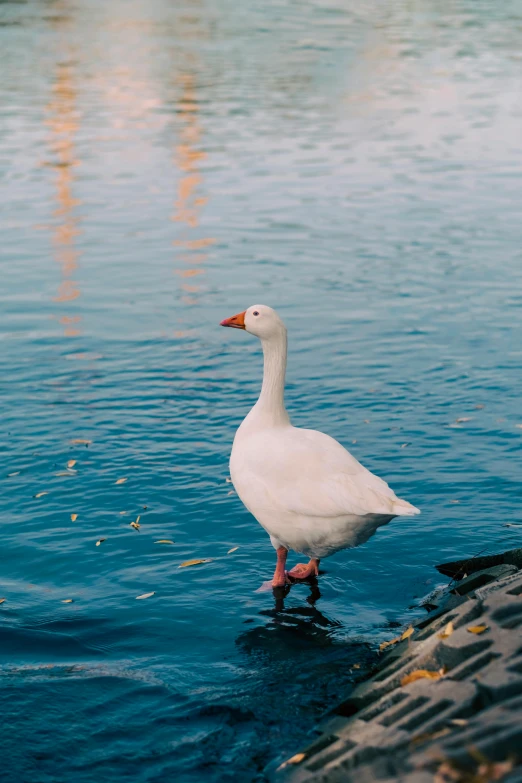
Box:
(179, 559), (211, 568)
(227, 490), (236, 496)
(155, 540), (174, 544)
(227, 547), (239, 554)
(71, 513), (78, 522)
(438, 621), (454, 639)
(477, 759), (514, 780)
(96, 538), (106, 547)
(136, 592), (155, 600)
(434, 761), (462, 783)
(401, 669), (442, 686)
(278, 753), (306, 770)
(62, 599), (74, 603)
(67, 460), (77, 468)
(115, 478), (127, 485)
(401, 626), (414, 641)
(225, 477), (232, 483)
(467, 624), (488, 634)
(380, 635), (401, 652)
(35, 492), (48, 498)
(412, 726), (452, 746)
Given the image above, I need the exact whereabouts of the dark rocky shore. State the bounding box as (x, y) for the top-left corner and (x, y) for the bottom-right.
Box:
(272, 549), (522, 783)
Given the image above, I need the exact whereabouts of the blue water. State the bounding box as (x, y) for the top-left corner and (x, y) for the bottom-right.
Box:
(1, 0), (522, 780)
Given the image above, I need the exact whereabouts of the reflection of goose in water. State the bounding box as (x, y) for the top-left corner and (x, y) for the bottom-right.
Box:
(236, 581), (344, 655)
(234, 582), (377, 776)
(221, 305), (420, 587)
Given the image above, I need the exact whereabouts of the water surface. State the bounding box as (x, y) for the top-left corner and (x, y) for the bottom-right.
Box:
(1, 1), (522, 780)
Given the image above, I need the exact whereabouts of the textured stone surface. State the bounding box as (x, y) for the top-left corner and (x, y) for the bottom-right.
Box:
(272, 556), (522, 782)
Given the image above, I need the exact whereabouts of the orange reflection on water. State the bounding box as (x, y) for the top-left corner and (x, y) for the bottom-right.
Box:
(45, 61), (82, 335)
(172, 68), (214, 306)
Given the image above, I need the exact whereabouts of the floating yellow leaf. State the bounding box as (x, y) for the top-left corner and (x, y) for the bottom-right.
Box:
(227, 547), (239, 554)
(456, 417), (472, 423)
(136, 592), (155, 600)
(71, 439), (92, 445)
(130, 521), (140, 531)
(155, 540), (174, 544)
(67, 460), (77, 468)
(96, 538), (106, 546)
(8, 471), (20, 477)
(401, 626), (414, 641)
(119, 511), (127, 515)
(56, 470), (76, 476)
(178, 559), (211, 568)
(62, 599), (74, 603)
(0, 598), (5, 604)
(71, 513), (78, 522)
(438, 621), (454, 639)
(115, 478), (127, 485)
(35, 491), (48, 498)
(467, 624), (488, 634)
(401, 669), (442, 686)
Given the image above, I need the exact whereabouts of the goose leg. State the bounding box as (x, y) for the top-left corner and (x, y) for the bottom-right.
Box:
(287, 558), (320, 580)
(272, 546), (289, 587)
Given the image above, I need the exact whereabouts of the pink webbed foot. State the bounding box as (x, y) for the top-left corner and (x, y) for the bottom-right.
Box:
(287, 559), (320, 581)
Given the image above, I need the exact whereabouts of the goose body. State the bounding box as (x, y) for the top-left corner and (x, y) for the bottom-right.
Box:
(221, 305), (420, 584)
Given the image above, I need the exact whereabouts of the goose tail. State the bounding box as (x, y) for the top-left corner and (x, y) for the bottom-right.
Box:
(392, 498), (421, 516)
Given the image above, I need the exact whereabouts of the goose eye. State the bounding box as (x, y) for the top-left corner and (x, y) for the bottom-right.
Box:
(253, 311), (259, 316)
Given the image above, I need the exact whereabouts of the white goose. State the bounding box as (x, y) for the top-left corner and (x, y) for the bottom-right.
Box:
(221, 305), (420, 587)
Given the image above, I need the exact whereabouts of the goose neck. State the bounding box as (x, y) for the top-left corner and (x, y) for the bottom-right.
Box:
(256, 332), (289, 424)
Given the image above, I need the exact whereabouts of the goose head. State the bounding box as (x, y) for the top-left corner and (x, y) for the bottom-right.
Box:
(220, 304), (286, 341)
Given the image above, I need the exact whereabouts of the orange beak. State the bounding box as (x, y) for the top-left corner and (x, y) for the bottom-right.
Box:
(220, 310), (246, 330)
